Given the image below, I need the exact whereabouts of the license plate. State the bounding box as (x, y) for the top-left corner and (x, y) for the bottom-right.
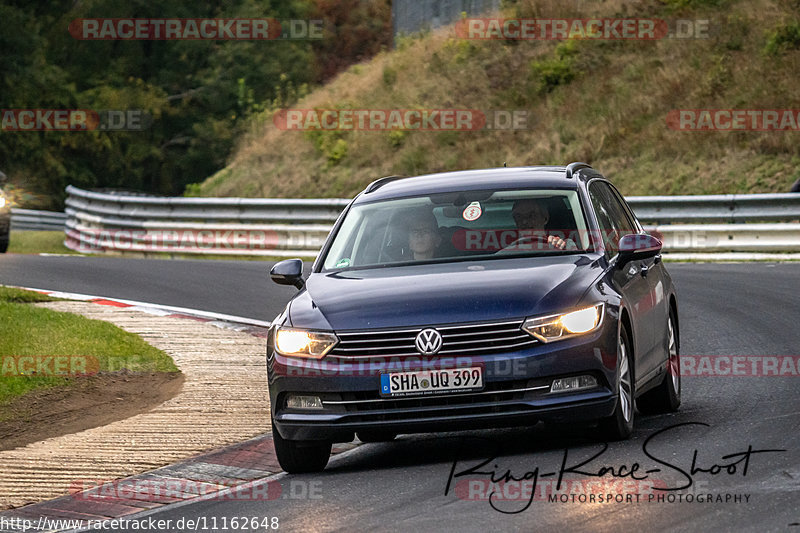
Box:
(380, 367), (483, 397)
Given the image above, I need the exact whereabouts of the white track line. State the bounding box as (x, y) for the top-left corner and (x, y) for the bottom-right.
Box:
(14, 286), (272, 328)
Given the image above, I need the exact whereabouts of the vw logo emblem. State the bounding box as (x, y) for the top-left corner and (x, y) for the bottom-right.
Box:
(415, 328), (442, 356)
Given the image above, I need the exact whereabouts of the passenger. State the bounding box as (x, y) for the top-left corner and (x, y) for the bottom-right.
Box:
(406, 209), (441, 260)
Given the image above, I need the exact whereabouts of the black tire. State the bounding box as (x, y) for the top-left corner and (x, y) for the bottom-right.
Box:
(637, 309), (681, 414)
(356, 431), (397, 443)
(272, 425), (331, 474)
(0, 239), (7, 254)
(599, 322), (635, 441)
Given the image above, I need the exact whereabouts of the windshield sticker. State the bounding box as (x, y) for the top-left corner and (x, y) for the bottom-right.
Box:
(335, 258), (351, 268)
(462, 201), (482, 221)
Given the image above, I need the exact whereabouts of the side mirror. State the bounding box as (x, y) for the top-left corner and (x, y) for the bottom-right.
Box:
(270, 258), (305, 289)
(617, 233), (662, 266)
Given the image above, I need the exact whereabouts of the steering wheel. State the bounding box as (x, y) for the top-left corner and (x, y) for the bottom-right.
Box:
(497, 233), (549, 253)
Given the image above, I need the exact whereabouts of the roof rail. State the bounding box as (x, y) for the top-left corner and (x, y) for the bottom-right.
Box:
(364, 175), (407, 193)
(565, 162), (592, 179)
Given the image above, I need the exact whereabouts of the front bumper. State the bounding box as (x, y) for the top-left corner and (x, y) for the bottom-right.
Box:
(267, 318), (620, 442)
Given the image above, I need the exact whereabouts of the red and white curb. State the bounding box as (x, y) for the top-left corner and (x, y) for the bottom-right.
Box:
(11, 286), (272, 337)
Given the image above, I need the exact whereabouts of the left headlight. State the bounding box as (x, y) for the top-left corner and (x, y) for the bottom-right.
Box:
(0, 195), (6, 209)
(522, 304), (604, 343)
(274, 327), (339, 359)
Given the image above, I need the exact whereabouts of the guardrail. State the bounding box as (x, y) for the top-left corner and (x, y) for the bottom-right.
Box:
(10, 209), (68, 231)
(63, 186), (341, 257)
(628, 193), (800, 224)
(62, 186), (800, 257)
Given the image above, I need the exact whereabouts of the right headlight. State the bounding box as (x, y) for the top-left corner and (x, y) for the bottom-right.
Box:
(522, 303), (604, 343)
(274, 327), (339, 359)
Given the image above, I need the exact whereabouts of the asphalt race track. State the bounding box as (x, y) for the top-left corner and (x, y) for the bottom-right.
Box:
(1, 254), (799, 532)
(0, 255), (307, 322)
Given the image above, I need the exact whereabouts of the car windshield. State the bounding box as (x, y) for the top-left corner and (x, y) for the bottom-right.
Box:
(322, 189), (591, 270)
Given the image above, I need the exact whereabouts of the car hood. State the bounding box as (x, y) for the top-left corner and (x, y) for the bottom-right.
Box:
(287, 254), (604, 330)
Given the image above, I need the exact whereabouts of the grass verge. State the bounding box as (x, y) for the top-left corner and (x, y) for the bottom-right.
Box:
(7, 231), (80, 255)
(0, 287), (179, 411)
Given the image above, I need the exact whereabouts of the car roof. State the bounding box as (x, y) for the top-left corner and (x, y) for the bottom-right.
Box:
(356, 166), (597, 203)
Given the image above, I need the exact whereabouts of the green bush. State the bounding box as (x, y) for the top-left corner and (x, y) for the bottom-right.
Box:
(305, 129), (349, 166)
(764, 21), (800, 54)
(388, 130), (407, 148)
(183, 183), (203, 197)
(530, 41), (579, 93)
(326, 138), (349, 165)
(383, 66), (398, 87)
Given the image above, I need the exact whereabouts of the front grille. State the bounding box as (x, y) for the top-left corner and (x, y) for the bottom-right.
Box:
(328, 319), (537, 359)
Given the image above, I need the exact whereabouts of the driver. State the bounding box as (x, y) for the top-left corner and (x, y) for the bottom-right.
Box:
(511, 198), (574, 250)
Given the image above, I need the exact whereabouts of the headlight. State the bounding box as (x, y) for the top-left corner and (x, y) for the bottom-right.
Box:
(274, 327), (338, 358)
(0, 196), (5, 209)
(522, 304), (604, 343)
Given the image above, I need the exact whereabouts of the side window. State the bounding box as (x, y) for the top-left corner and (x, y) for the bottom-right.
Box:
(588, 182), (636, 257)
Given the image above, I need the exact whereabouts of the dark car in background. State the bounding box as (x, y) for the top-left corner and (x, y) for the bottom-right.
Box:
(0, 171), (10, 253)
(266, 163), (681, 473)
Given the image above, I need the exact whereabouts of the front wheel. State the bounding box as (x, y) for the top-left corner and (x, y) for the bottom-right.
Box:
(598, 322), (635, 441)
(272, 424), (331, 474)
(637, 309), (681, 414)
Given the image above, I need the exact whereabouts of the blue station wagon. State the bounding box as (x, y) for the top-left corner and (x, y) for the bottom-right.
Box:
(266, 163), (681, 472)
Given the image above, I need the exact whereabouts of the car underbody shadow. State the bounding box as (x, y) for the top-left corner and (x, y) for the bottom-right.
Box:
(325, 421), (606, 474)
